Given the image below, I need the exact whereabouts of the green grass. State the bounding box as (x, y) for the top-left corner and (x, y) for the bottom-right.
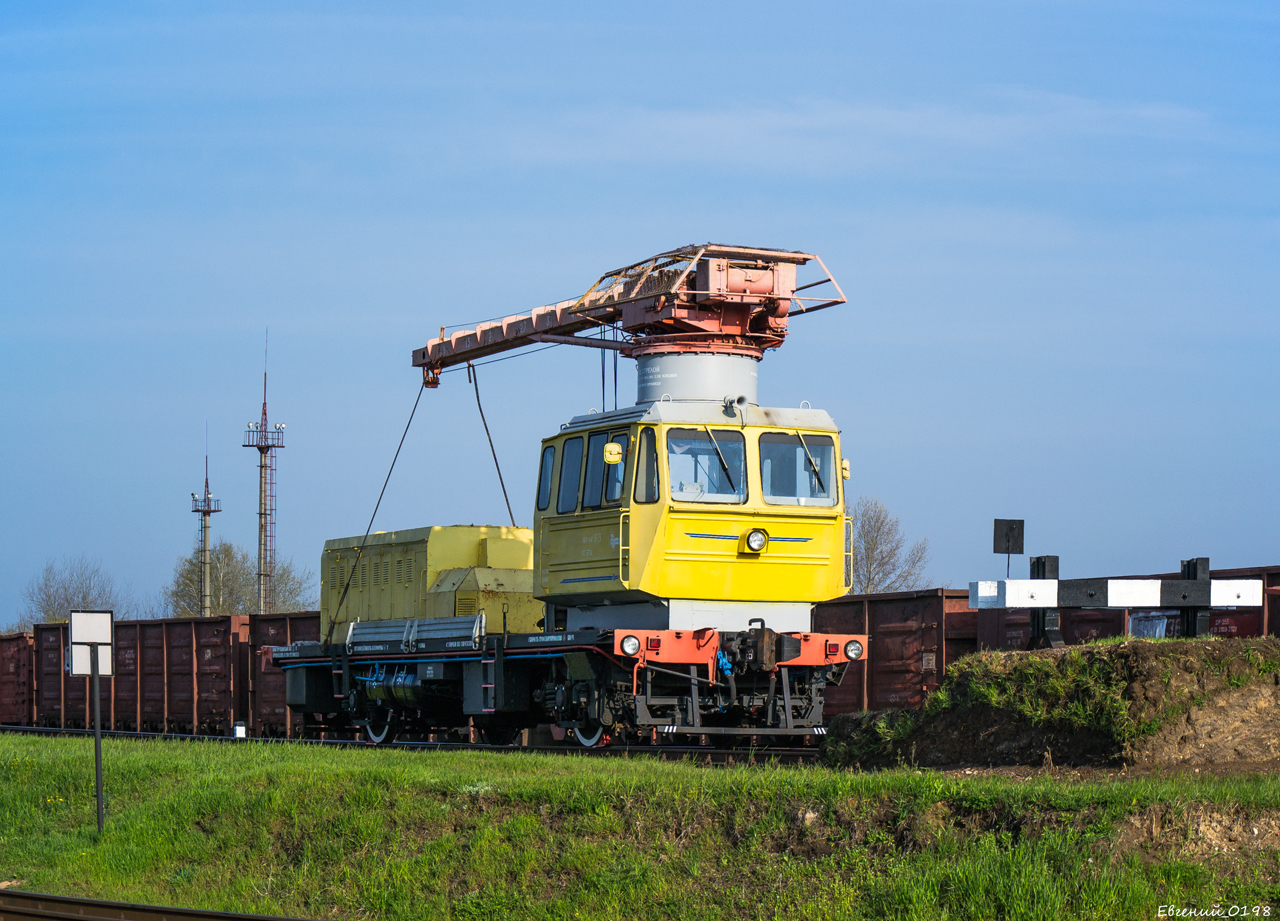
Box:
(1, 735), (1278, 919)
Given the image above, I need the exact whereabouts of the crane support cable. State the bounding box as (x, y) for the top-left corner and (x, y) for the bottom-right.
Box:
(323, 380), (427, 645)
(468, 361), (516, 527)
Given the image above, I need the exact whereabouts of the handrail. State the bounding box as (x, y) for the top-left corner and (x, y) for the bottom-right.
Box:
(618, 511), (631, 589)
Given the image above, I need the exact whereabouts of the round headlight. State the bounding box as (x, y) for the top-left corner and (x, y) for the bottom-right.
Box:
(746, 529), (768, 552)
(621, 635), (641, 656)
(843, 640), (864, 660)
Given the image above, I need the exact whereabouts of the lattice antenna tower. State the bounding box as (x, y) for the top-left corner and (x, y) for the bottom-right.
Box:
(190, 442), (222, 617)
(243, 336), (284, 617)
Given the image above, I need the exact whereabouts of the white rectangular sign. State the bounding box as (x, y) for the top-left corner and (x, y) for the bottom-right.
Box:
(969, 580), (1057, 609)
(1211, 580), (1264, 607)
(70, 610), (114, 646)
(1106, 580), (1162, 607)
(71, 645), (114, 677)
(1001, 579), (1058, 608)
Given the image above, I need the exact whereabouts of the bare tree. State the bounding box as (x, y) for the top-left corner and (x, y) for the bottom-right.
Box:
(163, 538), (317, 617)
(12, 556), (134, 632)
(847, 495), (931, 594)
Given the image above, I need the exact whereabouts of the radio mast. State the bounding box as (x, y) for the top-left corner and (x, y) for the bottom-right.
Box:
(190, 452), (221, 617)
(243, 339), (285, 617)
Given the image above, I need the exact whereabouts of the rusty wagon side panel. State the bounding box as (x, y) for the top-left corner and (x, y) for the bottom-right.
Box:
(0, 633), (35, 726)
(250, 611), (321, 737)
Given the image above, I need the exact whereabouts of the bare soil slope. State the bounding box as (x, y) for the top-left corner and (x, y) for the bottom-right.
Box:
(823, 638), (1280, 768)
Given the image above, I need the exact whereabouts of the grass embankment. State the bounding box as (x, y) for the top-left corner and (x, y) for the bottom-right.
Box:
(823, 638), (1280, 769)
(2, 735), (1279, 919)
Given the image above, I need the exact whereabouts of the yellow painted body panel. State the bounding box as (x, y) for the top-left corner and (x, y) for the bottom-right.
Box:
(420, 567), (544, 633)
(320, 525), (535, 634)
(640, 507), (843, 601)
(534, 421), (849, 605)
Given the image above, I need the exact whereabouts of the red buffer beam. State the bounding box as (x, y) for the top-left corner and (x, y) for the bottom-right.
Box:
(412, 243), (845, 386)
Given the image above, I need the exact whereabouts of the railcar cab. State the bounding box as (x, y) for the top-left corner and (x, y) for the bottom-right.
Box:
(532, 401), (852, 631)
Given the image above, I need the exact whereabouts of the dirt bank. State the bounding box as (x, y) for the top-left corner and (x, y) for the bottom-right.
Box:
(823, 637), (1280, 768)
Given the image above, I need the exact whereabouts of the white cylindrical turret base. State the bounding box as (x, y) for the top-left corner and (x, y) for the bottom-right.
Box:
(635, 352), (760, 405)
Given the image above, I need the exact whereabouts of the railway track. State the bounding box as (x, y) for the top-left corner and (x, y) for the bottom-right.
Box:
(0, 725), (820, 765)
(0, 889), (312, 921)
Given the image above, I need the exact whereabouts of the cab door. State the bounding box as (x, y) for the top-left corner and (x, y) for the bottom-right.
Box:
(538, 429), (631, 601)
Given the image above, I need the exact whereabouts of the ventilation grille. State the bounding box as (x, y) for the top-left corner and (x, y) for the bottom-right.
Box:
(329, 564), (337, 589)
(395, 559), (403, 583)
(360, 563), (367, 588)
(455, 597), (477, 619)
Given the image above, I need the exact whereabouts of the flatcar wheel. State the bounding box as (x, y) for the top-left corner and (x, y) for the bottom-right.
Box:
(574, 722), (605, 748)
(364, 711), (398, 745)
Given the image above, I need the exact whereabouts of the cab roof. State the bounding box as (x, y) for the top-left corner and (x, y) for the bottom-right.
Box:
(555, 401), (840, 436)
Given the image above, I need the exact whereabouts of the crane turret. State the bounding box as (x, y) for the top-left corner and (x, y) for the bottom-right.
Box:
(412, 244), (845, 404)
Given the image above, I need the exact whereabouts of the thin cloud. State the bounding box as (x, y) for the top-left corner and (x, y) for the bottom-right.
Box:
(481, 92), (1220, 177)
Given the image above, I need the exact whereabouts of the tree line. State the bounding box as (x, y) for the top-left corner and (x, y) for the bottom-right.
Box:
(7, 543), (316, 633)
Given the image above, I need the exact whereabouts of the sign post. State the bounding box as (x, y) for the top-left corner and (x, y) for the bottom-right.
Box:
(70, 610), (113, 835)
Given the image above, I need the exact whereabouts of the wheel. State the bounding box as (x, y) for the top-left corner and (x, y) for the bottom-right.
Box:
(573, 722), (605, 748)
(364, 710), (398, 745)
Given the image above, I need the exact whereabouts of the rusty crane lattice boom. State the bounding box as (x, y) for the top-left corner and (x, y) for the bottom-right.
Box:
(411, 244), (847, 386)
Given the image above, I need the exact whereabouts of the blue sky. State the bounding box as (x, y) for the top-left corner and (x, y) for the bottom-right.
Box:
(1, 2), (1276, 624)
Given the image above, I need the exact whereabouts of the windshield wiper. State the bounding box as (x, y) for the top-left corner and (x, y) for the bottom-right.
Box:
(702, 426), (737, 492)
(795, 431), (826, 495)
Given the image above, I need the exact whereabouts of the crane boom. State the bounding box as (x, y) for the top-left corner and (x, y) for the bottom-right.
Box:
(412, 243), (845, 386)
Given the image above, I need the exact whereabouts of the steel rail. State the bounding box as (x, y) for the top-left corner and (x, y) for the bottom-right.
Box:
(0, 888), (313, 921)
(0, 724), (818, 765)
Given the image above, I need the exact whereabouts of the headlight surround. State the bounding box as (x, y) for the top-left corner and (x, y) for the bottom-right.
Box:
(620, 634), (641, 656)
(746, 529), (768, 553)
(844, 640), (864, 660)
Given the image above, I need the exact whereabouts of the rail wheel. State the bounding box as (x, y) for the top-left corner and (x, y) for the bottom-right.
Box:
(573, 722), (605, 748)
(364, 710), (398, 745)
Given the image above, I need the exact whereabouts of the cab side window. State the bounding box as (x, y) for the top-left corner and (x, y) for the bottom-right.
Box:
(557, 437), (584, 514)
(536, 444), (555, 511)
(603, 432), (630, 504)
(633, 427), (659, 504)
(581, 431), (609, 510)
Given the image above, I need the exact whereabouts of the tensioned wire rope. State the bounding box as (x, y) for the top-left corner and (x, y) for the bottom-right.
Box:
(322, 334), (613, 647)
(320, 344), (543, 647)
(322, 380), (427, 647)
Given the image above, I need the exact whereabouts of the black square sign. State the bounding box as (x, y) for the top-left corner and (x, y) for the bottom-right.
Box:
(993, 519), (1024, 555)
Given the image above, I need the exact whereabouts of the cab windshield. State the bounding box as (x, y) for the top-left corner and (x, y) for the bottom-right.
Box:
(759, 433), (837, 506)
(667, 428), (746, 504)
